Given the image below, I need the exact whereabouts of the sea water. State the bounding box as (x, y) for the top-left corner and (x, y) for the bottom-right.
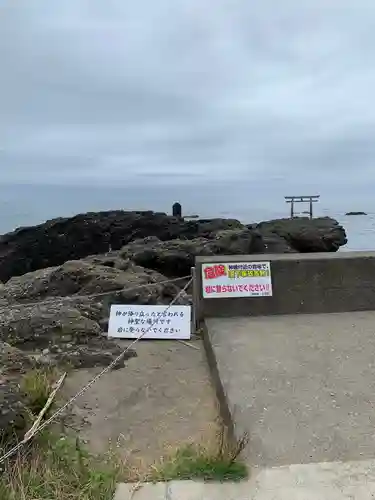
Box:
(0, 183), (373, 252)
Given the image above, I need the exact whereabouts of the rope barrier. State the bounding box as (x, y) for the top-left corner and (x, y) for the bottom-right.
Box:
(1, 275), (192, 310)
(0, 277), (193, 464)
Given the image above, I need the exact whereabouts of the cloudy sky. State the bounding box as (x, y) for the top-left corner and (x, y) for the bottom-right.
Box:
(1, 0), (375, 227)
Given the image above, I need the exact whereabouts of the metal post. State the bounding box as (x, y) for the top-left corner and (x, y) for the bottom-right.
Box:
(191, 266), (199, 334)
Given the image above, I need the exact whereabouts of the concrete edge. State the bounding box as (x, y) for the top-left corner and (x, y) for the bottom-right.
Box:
(115, 458), (375, 498)
(195, 250), (375, 263)
(201, 320), (237, 446)
(113, 482), (167, 499)
(202, 320), (253, 464)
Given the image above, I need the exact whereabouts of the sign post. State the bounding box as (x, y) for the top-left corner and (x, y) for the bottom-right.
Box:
(191, 266), (199, 333)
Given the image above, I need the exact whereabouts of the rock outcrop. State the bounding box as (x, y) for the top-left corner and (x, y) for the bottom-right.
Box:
(254, 217), (347, 252)
(119, 228), (265, 277)
(0, 259), (189, 368)
(0, 211), (348, 283)
(0, 211), (244, 282)
(0, 342), (38, 439)
(0, 259), (187, 305)
(0, 258), (184, 439)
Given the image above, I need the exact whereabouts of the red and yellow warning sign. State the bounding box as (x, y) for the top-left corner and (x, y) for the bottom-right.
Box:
(202, 262), (272, 298)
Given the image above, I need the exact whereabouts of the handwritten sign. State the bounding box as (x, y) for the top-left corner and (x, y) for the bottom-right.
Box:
(108, 304), (191, 339)
(202, 262), (272, 298)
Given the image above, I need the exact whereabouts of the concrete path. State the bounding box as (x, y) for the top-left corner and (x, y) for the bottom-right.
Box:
(63, 339), (217, 470)
(114, 311), (375, 498)
(206, 311), (375, 467)
(114, 458), (375, 499)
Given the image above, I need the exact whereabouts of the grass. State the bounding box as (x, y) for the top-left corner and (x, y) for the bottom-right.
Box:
(20, 367), (61, 415)
(0, 431), (126, 500)
(0, 368), (249, 498)
(1, 368), (127, 499)
(151, 426), (249, 482)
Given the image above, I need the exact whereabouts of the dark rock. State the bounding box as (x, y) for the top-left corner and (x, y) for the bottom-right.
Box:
(0, 259), (188, 306)
(345, 211), (367, 216)
(48, 343), (137, 370)
(82, 253), (131, 271)
(0, 301), (101, 349)
(0, 258), (190, 368)
(0, 342), (36, 375)
(120, 228), (265, 277)
(210, 228), (265, 254)
(0, 300), (138, 370)
(254, 217), (347, 252)
(0, 342), (39, 440)
(0, 211), (245, 282)
(0, 380), (26, 440)
(261, 233), (297, 253)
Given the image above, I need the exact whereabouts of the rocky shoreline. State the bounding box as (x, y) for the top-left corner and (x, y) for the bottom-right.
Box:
(0, 210), (347, 439)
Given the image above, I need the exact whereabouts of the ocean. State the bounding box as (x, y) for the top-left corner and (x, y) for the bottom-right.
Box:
(0, 183), (373, 252)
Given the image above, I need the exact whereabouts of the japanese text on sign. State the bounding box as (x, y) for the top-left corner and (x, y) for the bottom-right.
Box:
(202, 262), (272, 298)
(107, 304), (191, 340)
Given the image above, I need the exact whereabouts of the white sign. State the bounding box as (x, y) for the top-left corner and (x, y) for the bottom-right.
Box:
(202, 262), (272, 298)
(108, 304), (191, 339)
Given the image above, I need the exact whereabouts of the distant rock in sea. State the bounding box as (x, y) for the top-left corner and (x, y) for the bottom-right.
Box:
(345, 211), (367, 216)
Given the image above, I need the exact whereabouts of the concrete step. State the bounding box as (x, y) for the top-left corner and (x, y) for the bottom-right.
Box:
(206, 312), (375, 467)
(114, 459), (375, 499)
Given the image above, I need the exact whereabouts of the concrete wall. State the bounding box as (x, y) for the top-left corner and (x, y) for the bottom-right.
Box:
(195, 252), (375, 318)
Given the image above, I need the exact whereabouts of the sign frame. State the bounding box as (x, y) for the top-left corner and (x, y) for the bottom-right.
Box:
(201, 261), (272, 298)
(108, 304), (191, 340)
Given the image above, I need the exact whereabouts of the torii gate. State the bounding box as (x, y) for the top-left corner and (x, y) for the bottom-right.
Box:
(284, 195), (320, 219)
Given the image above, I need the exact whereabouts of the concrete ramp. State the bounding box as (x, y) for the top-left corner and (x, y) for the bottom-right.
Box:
(205, 311), (375, 467)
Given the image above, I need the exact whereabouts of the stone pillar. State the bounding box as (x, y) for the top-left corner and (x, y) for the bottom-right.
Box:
(172, 202), (182, 218)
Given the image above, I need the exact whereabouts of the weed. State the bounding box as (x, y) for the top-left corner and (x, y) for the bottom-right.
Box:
(0, 431), (126, 500)
(152, 426), (249, 482)
(20, 367), (60, 415)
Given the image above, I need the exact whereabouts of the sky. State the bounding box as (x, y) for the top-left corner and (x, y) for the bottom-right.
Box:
(1, 0), (375, 229)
